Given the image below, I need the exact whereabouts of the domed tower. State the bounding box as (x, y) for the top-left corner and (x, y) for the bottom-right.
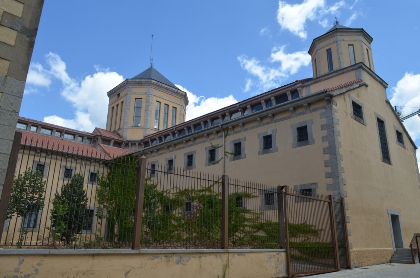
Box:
(105, 66), (188, 141)
(308, 20), (374, 78)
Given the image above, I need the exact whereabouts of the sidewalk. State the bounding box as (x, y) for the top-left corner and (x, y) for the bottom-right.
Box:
(305, 263), (420, 277)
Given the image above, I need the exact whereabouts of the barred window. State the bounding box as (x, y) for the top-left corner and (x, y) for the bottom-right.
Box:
(263, 135), (272, 150)
(35, 163), (45, 175)
(150, 164), (156, 175)
(352, 101), (364, 123)
(234, 142), (242, 156)
(23, 209), (38, 229)
(396, 130), (404, 145)
(187, 155), (193, 167)
(297, 126), (309, 142)
(89, 172), (97, 182)
(377, 118), (390, 164)
(300, 188), (313, 196)
(167, 159), (174, 171)
(208, 149), (216, 163)
(264, 192), (275, 206)
(64, 167), (73, 179)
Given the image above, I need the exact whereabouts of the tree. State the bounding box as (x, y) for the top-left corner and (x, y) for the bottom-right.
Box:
(7, 169), (46, 245)
(50, 174), (88, 244)
(7, 169), (46, 219)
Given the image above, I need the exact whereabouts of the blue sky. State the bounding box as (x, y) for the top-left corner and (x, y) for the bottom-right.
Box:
(22, 0), (420, 143)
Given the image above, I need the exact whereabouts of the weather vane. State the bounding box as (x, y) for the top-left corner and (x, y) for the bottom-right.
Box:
(334, 17), (339, 25)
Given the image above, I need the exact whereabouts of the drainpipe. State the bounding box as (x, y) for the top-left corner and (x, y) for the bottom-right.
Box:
(219, 124), (226, 175)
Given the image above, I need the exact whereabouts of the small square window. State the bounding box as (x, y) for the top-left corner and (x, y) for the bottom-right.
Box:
(55, 131), (61, 137)
(64, 167), (73, 179)
(263, 135), (272, 150)
(264, 192), (275, 206)
(352, 101), (364, 123)
(77, 136), (83, 142)
(23, 210), (38, 229)
(30, 126), (38, 132)
(208, 149), (216, 163)
(86, 138), (92, 144)
(297, 126), (308, 142)
(89, 172), (97, 182)
(234, 142), (242, 156)
(187, 155), (193, 167)
(35, 163), (45, 175)
(63, 133), (75, 140)
(167, 159), (174, 171)
(396, 130), (404, 145)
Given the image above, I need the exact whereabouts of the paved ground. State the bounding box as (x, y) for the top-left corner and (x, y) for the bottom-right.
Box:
(305, 263), (420, 277)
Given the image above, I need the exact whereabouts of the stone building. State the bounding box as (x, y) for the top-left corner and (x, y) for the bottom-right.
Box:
(8, 22), (420, 266)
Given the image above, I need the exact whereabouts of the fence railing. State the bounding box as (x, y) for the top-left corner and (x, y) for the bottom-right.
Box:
(1, 132), (284, 250)
(409, 233), (420, 264)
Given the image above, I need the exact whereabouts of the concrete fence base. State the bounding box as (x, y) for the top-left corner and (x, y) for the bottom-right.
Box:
(0, 249), (286, 278)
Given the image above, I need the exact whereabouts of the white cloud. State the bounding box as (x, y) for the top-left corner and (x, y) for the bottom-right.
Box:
(26, 63), (51, 87)
(238, 46), (310, 92)
(270, 46), (311, 75)
(345, 12), (358, 25)
(175, 84), (238, 121)
(29, 52), (124, 131)
(244, 79), (253, 92)
(389, 73), (420, 165)
(277, 0), (358, 39)
(277, 0), (325, 39)
(259, 27), (270, 36)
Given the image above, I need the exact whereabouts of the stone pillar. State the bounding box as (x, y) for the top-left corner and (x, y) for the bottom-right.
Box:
(0, 0), (44, 197)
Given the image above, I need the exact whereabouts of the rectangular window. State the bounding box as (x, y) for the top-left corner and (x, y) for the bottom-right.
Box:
(150, 163), (156, 176)
(86, 138), (92, 144)
(110, 107), (114, 130)
(35, 163), (45, 175)
(172, 107), (177, 126)
(30, 126), (37, 132)
(119, 101), (124, 129)
(234, 142), (242, 156)
(154, 101), (161, 129)
(264, 192), (275, 206)
(114, 104), (119, 130)
(348, 44), (356, 65)
(163, 104), (169, 129)
(297, 126), (309, 142)
(209, 149), (216, 163)
(187, 154), (193, 167)
(263, 135), (272, 150)
(366, 48), (371, 68)
(55, 131), (61, 137)
(63, 133), (75, 140)
(64, 167), (73, 179)
(236, 196), (244, 208)
(314, 58), (317, 77)
(291, 90), (299, 100)
(133, 98), (142, 126)
(83, 209), (94, 232)
(352, 101), (364, 123)
(396, 130), (404, 145)
(77, 136), (83, 142)
(185, 201), (192, 213)
(23, 210), (38, 229)
(377, 118), (391, 164)
(40, 128), (52, 135)
(300, 188), (313, 196)
(275, 94), (289, 105)
(89, 172), (97, 182)
(16, 122), (28, 130)
(326, 48), (333, 72)
(167, 159), (174, 171)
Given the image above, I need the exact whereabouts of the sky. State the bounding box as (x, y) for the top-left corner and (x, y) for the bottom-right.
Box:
(21, 0), (420, 153)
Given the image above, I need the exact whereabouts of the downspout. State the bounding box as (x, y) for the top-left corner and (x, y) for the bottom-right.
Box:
(219, 124), (226, 175)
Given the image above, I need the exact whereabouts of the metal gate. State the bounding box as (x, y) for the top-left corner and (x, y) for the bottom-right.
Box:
(278, 186), (341, 276)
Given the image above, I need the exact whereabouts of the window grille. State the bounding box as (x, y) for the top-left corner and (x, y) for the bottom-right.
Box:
(297, 126), (309, 142)
(89, 172), (97, 182)
(234, 142), (242, 156)
(396, 130), (404, 145)
(263, 135), (272, 150)
(264, 192), (275, 206)
(167, 159), (174, 171)
(352, 101), (364, 123)
(64, 167), (73, 179)
(208, 149), (216, 162)
(300, 188), (313, 196)
(36, 164), (44, 175)
(187, 155), (193, 167)
(23, 210), (38, 229)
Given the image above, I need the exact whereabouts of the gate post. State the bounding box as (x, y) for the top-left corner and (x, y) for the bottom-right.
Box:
(0, 131), (22, 237)
(329, 195), (340, 271)
(221, 174), (229, 249)
(132, 155), (147, 250)
(277, 185), (285, 249)
(284, 186), (291, 277)
(340, 196), (352, 269)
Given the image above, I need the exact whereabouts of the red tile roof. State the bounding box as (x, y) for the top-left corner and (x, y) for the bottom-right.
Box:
(98, 144), (134, 159)
(20, 131), (110, 159)
(94, 128), (123, 140)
